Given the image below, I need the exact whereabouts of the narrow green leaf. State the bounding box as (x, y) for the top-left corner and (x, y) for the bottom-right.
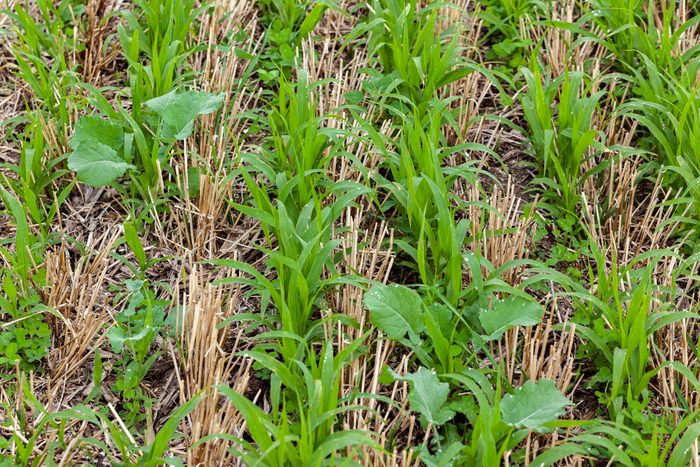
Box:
(123, 221), (147, 272)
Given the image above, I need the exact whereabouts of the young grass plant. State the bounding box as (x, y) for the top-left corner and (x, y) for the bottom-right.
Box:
(255, 0), (338, 82)
(1, 113), (74, 243)
(534, 414), (700, 467)
(356, 0), (487, 113)
(479, 0), (542, 71)
(358, 102), (488, 305)
(118, 0), (205, 108)
(0, 185), (54, 373)
(2, 375), (203, 466)
(6, 0), (84, 141)
(519, 62), (605, 222)
(218, 69), (369, 359)
(253, 70), (343, 218)
(213, 338), (379, 465)
(568, 244), (696, 425)
(620, 56), (700, 227)
(586, 0), (700, 71)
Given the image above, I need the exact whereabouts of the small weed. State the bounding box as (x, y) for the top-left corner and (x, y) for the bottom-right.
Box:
(256, 0), (337, 82)
(67, 90), (223, 199)
(0, 186), (54, 373)
(479, 0), (541, 72)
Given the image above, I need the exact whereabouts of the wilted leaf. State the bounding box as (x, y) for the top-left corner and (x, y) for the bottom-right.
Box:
(364, 284), (424, 340)
(68, 140), (134, 186)
(479, 296), (543, 340)
(391, 367), (454, 426)
(500, 379), (571, 431)
(145, 90), (224, 140)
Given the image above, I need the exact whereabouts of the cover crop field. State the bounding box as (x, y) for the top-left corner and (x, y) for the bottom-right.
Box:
(1, 0), (700, 465)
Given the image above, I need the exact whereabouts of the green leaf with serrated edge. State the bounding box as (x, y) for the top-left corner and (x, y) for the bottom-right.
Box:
(391, 367), (455, 426)
(68, 140), (134, 186)
(364, 283), (424, 340)
(501, 379), (571, 431)
(479, 296), (543, 340)
(145, 90), (224, 140)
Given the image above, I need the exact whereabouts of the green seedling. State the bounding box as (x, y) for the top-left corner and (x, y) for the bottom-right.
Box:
(0, 185), (57, 373)
(213, 338), (379, 466)
(256, 0), (340, 81)
(568, 244), (696, 423)
(389, 366), (570, 465)
(533, 414), (700, 467)
(357, 103), (493, 305)
(67, 90), (223, 198)
(250, 70), (343, 218)
(354, 0), (494, 113)
(586, 0), (700, 71)
(520, 62), (605, 218)
(105, 222), (171, 426)
(2, 379), (202, 466)
(479, 0), (541, 71)
(118, 0), (205, 109)
(620, 56), (700, 224)
(2, 113), (74, 242)
(213, 183), (367, 361)
(5, 0), (85, 139)
(364, 268), (544, 376)
(217, 68), (370, 359)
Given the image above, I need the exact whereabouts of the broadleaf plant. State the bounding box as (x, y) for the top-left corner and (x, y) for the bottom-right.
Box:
(364, 283), (424, 341)
(67, 90), (223, 189)
(479, 296), (544, 341)
(391, 367), (455, 426)
(68, 140), (136, 187)
(144, 90), (225, 140)
(500, 379), (572, 431)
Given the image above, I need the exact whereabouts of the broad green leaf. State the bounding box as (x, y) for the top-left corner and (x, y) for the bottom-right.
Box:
(145, 90), (224, 140)
(364, 283), (424, 340)
(479, 296), (543, 340)
(500, 379), (571, 431)
(392, 367), (455, 426)
(68, 140), (134, 186)
(70, 116), (124, 151)
(107, 326), (151, 353)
